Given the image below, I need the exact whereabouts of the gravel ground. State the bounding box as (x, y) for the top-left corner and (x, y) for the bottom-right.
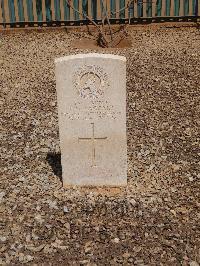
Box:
(0, 25), (200, 265)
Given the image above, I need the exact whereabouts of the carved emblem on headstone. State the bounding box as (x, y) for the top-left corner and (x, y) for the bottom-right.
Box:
(74, 65), (109, 99)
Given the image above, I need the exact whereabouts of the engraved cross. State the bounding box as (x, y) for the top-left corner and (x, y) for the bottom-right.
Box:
(78, 123), (107, 167)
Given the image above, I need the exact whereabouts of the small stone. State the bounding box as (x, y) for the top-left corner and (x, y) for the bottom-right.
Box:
(0, 236), (7, 242)
(172, 164), (180, 171)
(25, 234), (31, 242)
(63, 206), (69, 213)
(134, 259), (144, 264)
(26, 244), (45, 252)
(36, 205), (41, 211)
(171, 187), (176, 192)
(183, 255), (189, 261)
(85, 246), (92, 253)
(26, 255), (34, 262)
(170, 210), (176, 216)
(122, 252), (131, 258)
(18, 253), (24, 262)
(19, 176), (25, 182)
(188, 175), (194, 182)
(190, 262), (199, 266)
(0, 192), (6, 202)
(43, 244), (54, 254)
(34, 214), (44, 224)
(129, 198), (137, 206)
(64, 222), (70, 229)
(128, 257), (134, 263)
(112, 238), (120, 243)
(133, 246), (142, 253)
(45, 224), (52, 229)
(40, 147), (49, 153)
(79, 260), (89, 265)
(47, 200), (58, 210)
(147, 164), (155, 171)
(0, 245), (7, 253)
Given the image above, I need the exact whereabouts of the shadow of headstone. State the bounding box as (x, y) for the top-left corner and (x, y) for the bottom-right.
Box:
(46, 152), (62, 183)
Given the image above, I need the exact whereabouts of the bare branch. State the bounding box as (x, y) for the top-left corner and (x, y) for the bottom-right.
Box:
(100, 0), (113, 43)
(66, 0), (99, 28)
(110, 0), (154, 17)
(65, 0), (133, 48)
(110, 0), (134, 17)
(65, 0), (110, 47)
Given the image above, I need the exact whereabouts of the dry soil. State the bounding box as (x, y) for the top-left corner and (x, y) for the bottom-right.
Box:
(0, 24), (200, 265)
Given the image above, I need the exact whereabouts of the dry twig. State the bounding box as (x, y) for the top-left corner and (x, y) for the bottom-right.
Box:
(65, 0), (137, 47)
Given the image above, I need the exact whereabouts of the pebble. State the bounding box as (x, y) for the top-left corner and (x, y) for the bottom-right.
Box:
(188, 175), (194, 182)
(0, 191), (6, 202)
(190, 262), (199, 266)
(63, 206), (69, 213)
(0, 236), (7, 242)
(112, 238), (120, 243)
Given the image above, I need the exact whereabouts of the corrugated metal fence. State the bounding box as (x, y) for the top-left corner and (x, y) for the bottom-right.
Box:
(0, 0), (199, 27)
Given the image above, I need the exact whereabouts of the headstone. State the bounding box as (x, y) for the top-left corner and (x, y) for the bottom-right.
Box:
(55, 53), (127, 186)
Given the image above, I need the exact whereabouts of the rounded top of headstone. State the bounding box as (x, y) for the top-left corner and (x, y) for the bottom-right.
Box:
(55, 53), (126, 64)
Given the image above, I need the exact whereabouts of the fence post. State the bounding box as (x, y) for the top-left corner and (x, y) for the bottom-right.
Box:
(9, 0), (16, 23)
(82, 0), (88, 19)
(174, 0), (180, 16)
(73, 0), (79, 20)
(156, 0), (162, 16)
(26, 0), (34, 22)
(137, 0), (143, 17)
(166, 0), (170, 16)
(36, 0), (42, 22)
(119, 0), (125, 18)
(193, 0), (198, 15)
(17, 0), (24, 22)
(54, 0), (61, 21)
(110, 0), (116, 18)
(63, 0), (70, 20)
(45, 0), (51, 21)
(146, 0), (152, 17)
(91, 0), (97, 19)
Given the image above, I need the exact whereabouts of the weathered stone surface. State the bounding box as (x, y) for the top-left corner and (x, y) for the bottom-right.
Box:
(55, 53), (127, 186)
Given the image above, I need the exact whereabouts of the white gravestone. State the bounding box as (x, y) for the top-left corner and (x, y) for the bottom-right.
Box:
(55, 53), (127, 186)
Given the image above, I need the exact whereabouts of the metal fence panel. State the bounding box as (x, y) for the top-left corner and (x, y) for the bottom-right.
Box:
(0, 0), (199, 27)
